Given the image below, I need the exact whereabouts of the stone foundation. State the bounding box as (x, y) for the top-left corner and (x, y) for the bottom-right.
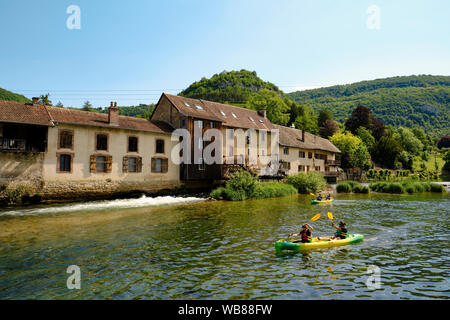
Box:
(0, 152), (44, 192)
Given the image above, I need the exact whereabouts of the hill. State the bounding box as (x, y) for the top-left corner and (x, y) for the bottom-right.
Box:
(286, 75), (450, 136)
(179, 69), (283, 105)
(0, 87), (31, 103)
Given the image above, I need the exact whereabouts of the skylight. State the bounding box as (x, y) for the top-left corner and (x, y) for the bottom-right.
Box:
(232, 112), (237, 118)
(184, 102), (190, 107)
(259, 119), (263, 123)
(220, 110), (226, 116)
(249, 116), (255, 122)
(195, 104), (203, 110)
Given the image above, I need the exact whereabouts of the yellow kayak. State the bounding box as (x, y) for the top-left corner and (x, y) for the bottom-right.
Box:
(275, 234), (364, 252)
(311, 198), (334, 205)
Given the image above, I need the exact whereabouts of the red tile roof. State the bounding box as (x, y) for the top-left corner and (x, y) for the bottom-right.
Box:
(0, 100), (173, 134)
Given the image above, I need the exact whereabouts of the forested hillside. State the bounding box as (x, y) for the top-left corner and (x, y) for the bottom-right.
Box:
(287, 75), (450, 135)
(0, 87), (31, 103)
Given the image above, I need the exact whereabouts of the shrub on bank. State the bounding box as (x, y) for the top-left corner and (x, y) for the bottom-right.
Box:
(336, 182), (352, 193)
(353, 184), (370, 193)
(285, 172), (326, 194)
(369, 181), (445, 194)
(210, 170), (297, 201)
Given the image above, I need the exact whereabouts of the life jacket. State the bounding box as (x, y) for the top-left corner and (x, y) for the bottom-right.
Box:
(300, 229), (312, 243)
(335, 227), (348, 239)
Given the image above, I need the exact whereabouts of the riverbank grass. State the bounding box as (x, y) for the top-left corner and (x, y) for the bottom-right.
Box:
(336, 181), (369, 193)
(285, 172), (326, 194)
(369, 181), (445, 194)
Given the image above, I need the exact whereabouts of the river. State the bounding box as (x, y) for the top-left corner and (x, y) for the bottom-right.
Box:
(0, 193), (448, 299)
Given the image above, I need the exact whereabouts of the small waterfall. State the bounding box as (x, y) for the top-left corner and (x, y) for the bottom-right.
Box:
(0, 195), (206, 217)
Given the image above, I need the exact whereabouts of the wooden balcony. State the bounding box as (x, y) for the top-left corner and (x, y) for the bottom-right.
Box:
(326, 160), (341, 166)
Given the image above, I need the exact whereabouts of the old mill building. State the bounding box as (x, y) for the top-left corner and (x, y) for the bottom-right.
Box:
(0, 93), (341, 199)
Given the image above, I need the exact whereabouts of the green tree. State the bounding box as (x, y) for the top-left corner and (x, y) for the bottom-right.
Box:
(318, 109), (332, 127)
(319, 119), (339, 138)
(393, 127), (424, 155)
(356, 126), (376, 154)
(247, 89), (290, 125)
(374, 135), (403, 169)
(39, 93), (52, 106)
(55, 101), (64, 108)
(330, 132), (371, 169)
(82, 100), (93, 111)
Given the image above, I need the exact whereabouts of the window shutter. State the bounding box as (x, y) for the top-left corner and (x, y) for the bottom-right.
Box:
(106, 155), (113, 173)
(161, 158), (168, 173)
(288, 162), (291, 170)
(137, 157), (142, 173)
(123, 156), (129, 173)
(151, 158), (156, 172)
(90, 155), (96, 173)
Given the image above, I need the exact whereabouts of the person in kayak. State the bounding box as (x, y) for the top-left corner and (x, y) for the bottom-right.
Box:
(331, 221), (348, 239)
(325, 194), (331, 200)
(289, 223), (313, 243)
(316, 194), (323, 201)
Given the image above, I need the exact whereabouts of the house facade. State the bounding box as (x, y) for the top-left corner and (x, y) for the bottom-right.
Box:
(0, 99), (180, 199)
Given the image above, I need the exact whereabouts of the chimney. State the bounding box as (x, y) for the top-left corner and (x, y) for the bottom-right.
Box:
(257, 109), (267, 118)
(32, 97), (39, 106)
(290, 123), (295, 128)
(108, 101), (119, 126)
(301, 129), (305, 142)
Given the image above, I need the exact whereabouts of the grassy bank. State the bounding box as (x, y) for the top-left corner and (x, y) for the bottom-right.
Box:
(369, 181), (445, 194)
(336, 181), (369, 194)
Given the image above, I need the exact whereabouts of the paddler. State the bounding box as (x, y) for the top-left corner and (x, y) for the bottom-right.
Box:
(330, 221), (348, 240)
(289, 223), (313, 243)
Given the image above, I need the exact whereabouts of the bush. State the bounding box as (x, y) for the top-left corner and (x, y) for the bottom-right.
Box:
(386, 183), (404, 193)
(430, 183), (445, 192)
(250, 182), (297, 199)
(353, 184), (370, 193)
(285, 172), (326, 194)
(210, 170), (297, 201)
(336, 182), (352, 193)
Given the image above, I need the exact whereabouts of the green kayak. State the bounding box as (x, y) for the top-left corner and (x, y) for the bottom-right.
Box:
(275, 234), (364, 252)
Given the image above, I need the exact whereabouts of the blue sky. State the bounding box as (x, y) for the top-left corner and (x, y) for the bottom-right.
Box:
(0, 0), (449, 108)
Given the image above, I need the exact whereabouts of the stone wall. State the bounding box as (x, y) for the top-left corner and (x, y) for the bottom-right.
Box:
(0, 152), (44, 192)
(42, 179), (181, 200)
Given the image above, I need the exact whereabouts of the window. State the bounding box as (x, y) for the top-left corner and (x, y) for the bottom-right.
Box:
(228, 129), (234, 139)
(228, 146), (234, 157)
(123, 156), (142, 173)
(195, 104), (203, 110)
(249, 116), (255, 122)
(89, 155), (112, 173)
(156, 139), (165, 154)
(315, 166), (321, 171)
(259, 119), (263, 123)
(128, 136), (138, 152)
(283, 147), (289, 155)
(232, 112), (237, 118)
(96, 156), (107, 172)
(184, 102), (190, 107)
(96, 134), (108, 151)
(209, 121), (215, 128)
(298, 165), (305, 172)
(180, 119), (187, 128)
(151, 157), (168, 173)
(220, 110), (226, 116)
(59, 130), (73, 149)
(57, 153), (72, 173)
(299, 151), (305, 158)
(308, 152), (313, 159)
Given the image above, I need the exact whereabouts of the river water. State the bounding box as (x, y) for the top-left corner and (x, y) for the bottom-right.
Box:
(0, 193), (448, 300)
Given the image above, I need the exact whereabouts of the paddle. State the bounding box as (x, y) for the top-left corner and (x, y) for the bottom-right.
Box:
(311, 213), (321, 221)
(327, 211), (333, 220)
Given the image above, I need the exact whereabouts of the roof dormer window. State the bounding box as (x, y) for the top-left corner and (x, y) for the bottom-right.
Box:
(249, 116), (255, 122)
(195, 104), (203, 110)
(184, 102), (190, 107)
(220, 110), (226, 116)
(232, 112), (237, 118)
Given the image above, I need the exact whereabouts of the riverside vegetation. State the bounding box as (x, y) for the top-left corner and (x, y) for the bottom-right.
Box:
(336, 180), (445, 194)
(210, 170), (326, 201)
